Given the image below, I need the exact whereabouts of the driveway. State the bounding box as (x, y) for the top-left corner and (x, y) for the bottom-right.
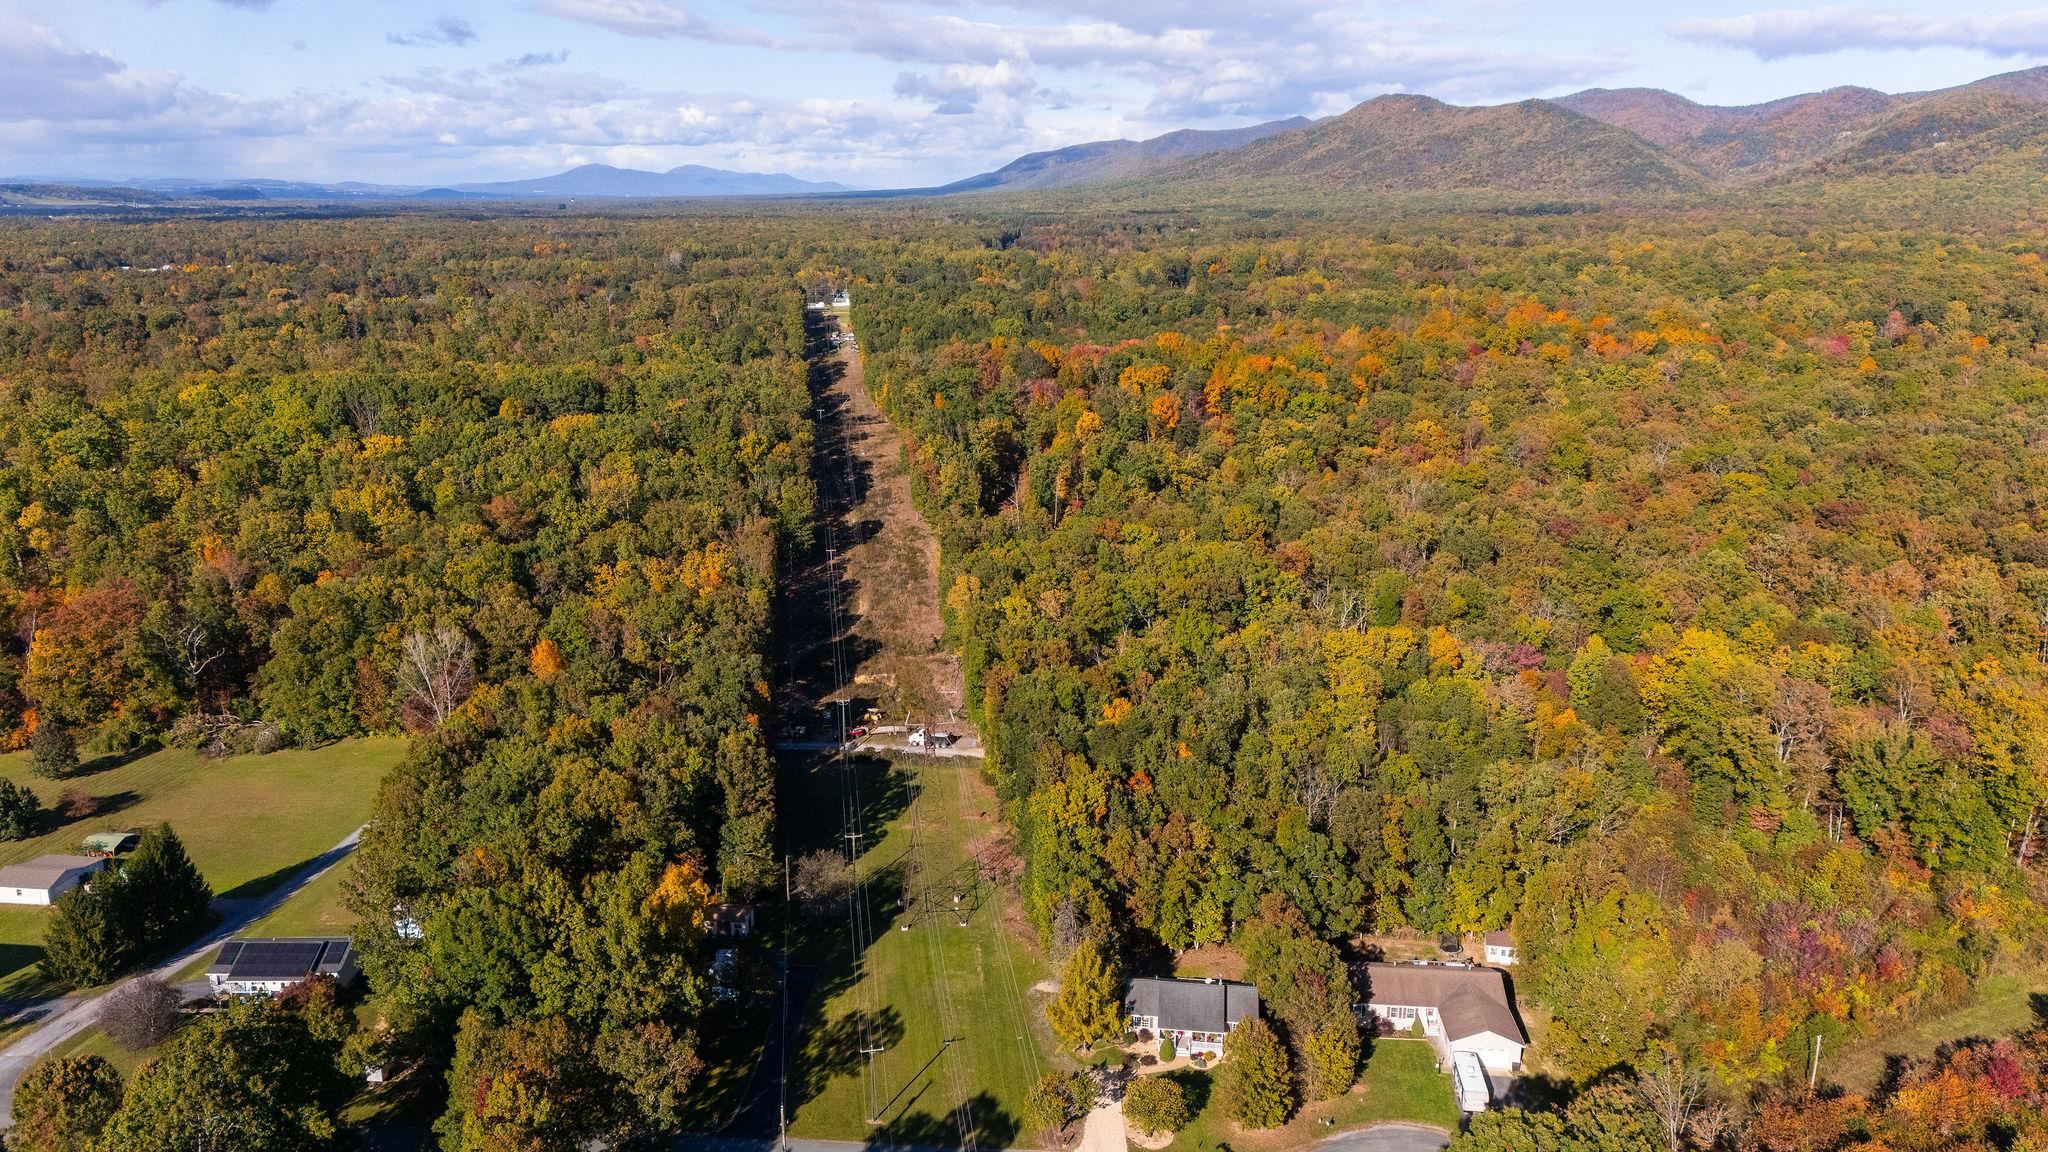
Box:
(1314, 1123), (1453, 1152)
(1077, 1100), (1127, 1152)
(0, 825), (366, 1124)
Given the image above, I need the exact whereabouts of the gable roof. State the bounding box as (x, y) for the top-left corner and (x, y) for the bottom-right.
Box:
(1125, 977), (1259, 1034)
(1483, 929), (1514, 947)
(208, 937), (354, 983)
(1361, 962), (1526, 1045)
(0, 855), (104, 891)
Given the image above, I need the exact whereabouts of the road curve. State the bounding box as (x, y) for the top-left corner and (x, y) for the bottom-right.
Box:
(0, 825), (366, 1124)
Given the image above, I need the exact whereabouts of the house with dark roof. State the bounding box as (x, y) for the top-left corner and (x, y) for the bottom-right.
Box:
(206, 937), (358, 996)
(0, 855), (106, 906)
(1124, 976), (1259, 1057)
(1360, 961), (1527, 1071)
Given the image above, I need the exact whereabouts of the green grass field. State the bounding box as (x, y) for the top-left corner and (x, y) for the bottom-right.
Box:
(1165, 1038), (1457, 1152)
(0, 737), (404, 1002)
(1827, 972), (2048, 1093)
(785, 752), (1056, 1146)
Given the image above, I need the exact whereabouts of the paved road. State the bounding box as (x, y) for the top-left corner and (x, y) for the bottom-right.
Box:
(1313, 1123), (1454, 1152)
(773, 739), (985, 760)
(0, 824), (367, 1124)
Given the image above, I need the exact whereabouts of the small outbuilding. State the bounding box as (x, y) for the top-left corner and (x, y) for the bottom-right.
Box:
(206, 937), (358, 996)
(82, 831), (139, 856)
(1125, 976), (1260, 1057)
(1482, 929), (1518, 966)
(710, 903), (755, 938)
(0, 855), (107, 906)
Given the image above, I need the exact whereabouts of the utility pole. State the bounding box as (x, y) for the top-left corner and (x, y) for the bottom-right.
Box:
(1808, 1034), (1823, 1094)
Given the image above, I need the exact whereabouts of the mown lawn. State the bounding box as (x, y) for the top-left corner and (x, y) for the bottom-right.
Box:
(786, 752), (1056, 1146)
(1165, 1037), (1458, 1152)
(0, 737), (404, 1002)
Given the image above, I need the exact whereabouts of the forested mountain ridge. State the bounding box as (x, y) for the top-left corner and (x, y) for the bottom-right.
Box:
(933, 117), (1314, 193)
(1165, 95), (1705, 196)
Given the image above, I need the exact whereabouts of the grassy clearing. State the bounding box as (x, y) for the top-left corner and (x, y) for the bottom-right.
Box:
(0, 737), (403, 1001)
(1165, 1038), (1457, 1152)
(245, 864), (356, 938)
(786, 752), (1055, 1145)
(1827, 972), (2048, 1093)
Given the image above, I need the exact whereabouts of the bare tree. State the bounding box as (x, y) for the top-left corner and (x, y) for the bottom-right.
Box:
(343, 390), (381, 439)
(789, 848), (852, 912)
(397, 626), (476, 731)
(1767, 679), (1831, 765)
(101, 974), (183, 1050)
(1635, 1046), (1711, 1152)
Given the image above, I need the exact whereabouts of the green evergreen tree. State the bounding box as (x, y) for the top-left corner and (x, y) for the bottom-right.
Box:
(1045, 938), (1124, 1053)
(29, 722), (78, 780)
(11, 1052), (122, 1152)
(1219, 1017), (1292, 1129)
(39, 885), (128, 988)
(119, 824), (212, 948)
(1302, 1022), (1361, 1101)
(0, 777), (43, 840)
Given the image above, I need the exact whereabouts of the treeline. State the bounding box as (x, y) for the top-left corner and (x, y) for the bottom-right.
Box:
(849, 209), (2048, 1111)
(0, 214), (834, 1147)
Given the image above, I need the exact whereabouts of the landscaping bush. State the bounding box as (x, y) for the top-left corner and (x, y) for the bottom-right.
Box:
(1158, 1036), (1176, 1063)
(1123, 1074), (1191, 1137)
(58, 787), (98, 819)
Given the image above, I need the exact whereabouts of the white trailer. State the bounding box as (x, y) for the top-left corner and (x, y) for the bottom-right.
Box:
(1452, 1049), (1492, 1113)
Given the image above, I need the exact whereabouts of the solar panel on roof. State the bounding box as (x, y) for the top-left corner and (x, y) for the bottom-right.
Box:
(226, 941), (327, 981)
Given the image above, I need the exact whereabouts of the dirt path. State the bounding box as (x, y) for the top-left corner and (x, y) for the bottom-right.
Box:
(795, 310), (968, 732)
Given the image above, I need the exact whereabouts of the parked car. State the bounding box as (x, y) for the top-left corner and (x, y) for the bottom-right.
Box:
(849, 726), (869, 739)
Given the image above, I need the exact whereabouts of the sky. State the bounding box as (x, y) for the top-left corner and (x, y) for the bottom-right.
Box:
(5, 0), (2048, 188)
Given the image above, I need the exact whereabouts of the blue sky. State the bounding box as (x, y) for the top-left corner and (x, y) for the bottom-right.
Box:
(5, 0), (2048, 187)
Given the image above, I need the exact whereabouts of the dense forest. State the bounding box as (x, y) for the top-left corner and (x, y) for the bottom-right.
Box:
(850, 209), (2048, 1106)
(0, 216), (823, 1146)
(4, 191), (2048, 1149)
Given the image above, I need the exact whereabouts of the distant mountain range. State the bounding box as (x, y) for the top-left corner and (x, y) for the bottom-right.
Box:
(928, 118), (1312, 193)
(449, 164), (849, 197)
(11, 64), (2048, 210)
(0, 164), (849, 207)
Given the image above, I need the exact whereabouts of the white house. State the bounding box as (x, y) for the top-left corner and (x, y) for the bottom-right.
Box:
(207, 937), (358, 996)
(1483, 929), (1519, 966)
(1125, 976), (1259, 1058)
(0, 855), (106, 906)
(1361, 961), (1527, 1072)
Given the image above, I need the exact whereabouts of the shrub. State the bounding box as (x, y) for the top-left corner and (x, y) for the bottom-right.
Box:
(58, 788), (98, 819)
(1123, 1075), (1191, 1137)
(1158, 1036), (1176, 1063)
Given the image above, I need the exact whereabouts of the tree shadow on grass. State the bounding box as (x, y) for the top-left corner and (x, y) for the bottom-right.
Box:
(866, 1091), (1017, 1151)
(70, 744), (159, 780)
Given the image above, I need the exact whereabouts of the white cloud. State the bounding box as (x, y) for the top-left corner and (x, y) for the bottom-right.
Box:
(389, 16), (481, 48)
(1673, 6), (2048, 60)
(531, 0), (788, 47)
